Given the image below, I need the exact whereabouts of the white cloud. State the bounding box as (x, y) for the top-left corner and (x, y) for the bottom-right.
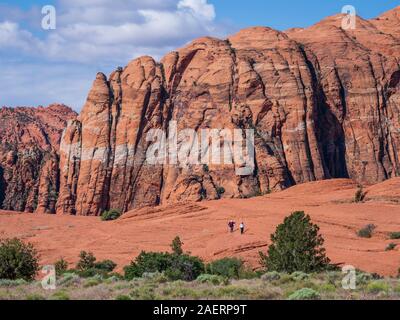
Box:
(0, 0), (223, 63)
(0, 21), (39, 51)
(0, 0), (227, 109)
(178, 0), (216, 21)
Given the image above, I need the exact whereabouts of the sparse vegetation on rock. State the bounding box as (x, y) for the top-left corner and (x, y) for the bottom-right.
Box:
(354, 186), (367, 203)
(357, 224), (377, 238)
(389, 232), (400, 240)
(101, 209), (122, 221)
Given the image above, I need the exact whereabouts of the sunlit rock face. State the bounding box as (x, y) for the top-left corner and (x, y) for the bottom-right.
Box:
(5, 7), (395, 216)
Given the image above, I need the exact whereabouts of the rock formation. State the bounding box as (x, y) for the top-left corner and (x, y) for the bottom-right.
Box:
(2, 8), (400, 216)
(0, 104), (77, 213)
(54, 7), (400, 216)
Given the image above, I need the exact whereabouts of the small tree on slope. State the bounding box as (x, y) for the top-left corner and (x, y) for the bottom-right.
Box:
(260, 211), (331, 273)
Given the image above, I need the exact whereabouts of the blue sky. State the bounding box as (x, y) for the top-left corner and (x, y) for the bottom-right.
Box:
(0, 0), (399, 110)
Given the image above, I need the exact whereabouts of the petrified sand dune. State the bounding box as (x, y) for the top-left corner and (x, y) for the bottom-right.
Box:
(1, 179), (399, 276)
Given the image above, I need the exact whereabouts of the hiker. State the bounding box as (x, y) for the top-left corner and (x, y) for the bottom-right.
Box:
(240, 222), (245, 235)
(228, 220), (235, 233)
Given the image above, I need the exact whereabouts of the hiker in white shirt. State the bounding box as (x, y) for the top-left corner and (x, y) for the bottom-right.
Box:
(240, 222), (245, 235)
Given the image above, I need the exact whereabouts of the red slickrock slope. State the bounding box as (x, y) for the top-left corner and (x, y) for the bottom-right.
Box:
(1, 179), (400, 276)
(56, 7), (400, 216)
(0, 104), (77, 213)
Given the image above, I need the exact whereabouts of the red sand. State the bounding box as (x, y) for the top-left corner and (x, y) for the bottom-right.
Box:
(0, 178), (399, 276)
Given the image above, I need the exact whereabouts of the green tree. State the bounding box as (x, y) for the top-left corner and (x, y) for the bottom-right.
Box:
(171, 236), (183, 255)
(0, 238), (39, 281)
(54, 258), (69, 276)
(76, 251), (96, 271)
(259, 211), (331, 273)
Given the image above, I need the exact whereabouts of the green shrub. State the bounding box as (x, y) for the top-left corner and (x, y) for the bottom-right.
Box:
(389, 232), (400, 240)
(290, 271), (310, 281)
(260, 211), (331, 273)
(57, 273), (81, 286)
(165, 254), (205, 281)
(385, 243), (397, 251)
(94, 259), (117, 272)
(124, 251), (172, 280)
(357, 224), (376, 238)
(115, 294), (131, 300)
(216, 187), (225, 196)
(261, 271), (281, 281)
(101, 209), (122, 221)
(0, 238), (39, 281)
(124, 251), (204, 282)
(52, 291), (70, 300)
(196, 274), (227, 285)
(76, 251), (96, 271)
(171, 236), (183, 256)
(84, 278), (101, 288)
(206, 258), (243, 279)
(55, 258), (69, 276)
(354, 186), (367, 203)
(366, 281), (389, 294)
(288, 288), (320, 300)
(0, 279), (27, 287)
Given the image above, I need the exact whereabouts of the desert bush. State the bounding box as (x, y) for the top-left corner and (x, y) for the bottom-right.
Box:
(142, 272), (168, 284)
(354, 186), (367, 203)
(57, 273), (81, 286)
(0, 238), (39, 281)
(259, 211), (331, 273)
(52, 290), (70, 300)
(115, 294), (131, 300)
(385, 243), (397, 251)
(357, 224), (376, 238)
(0, 278), (27, 287)
(216, 187), (225, 196)
(124, 237), (205, 282)
(76, 251), (96, 271)
(389, 232), (400, 240)
(101, 209), (122, 221)
(124, 250), (204, 282)
(124, 252), (172, 280)
(165, 254), (205, 281)
(171, 236), (183, 256)
(84, 278), (101, 288)
(366, 281), (389, 294)
(261, 271), (281, 281)
(94, 259), (117, 272)
(196, 274), (227, 285)
(290, 271), (310, 281)
(206, 257), (243, 279)
(55, 258), (69, 276)
(75, 251), (117, 278)
(288, 288), (320, 300)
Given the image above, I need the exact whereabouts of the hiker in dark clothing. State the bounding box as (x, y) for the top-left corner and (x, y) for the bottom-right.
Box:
(228, 220), (235, 233)
(240, 222), (245, 235)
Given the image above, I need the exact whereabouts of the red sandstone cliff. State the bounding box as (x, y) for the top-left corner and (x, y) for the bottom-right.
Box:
(0, 104), (77, 213)
(53, 7), (400, 216)
(2, 8), (400, 216)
